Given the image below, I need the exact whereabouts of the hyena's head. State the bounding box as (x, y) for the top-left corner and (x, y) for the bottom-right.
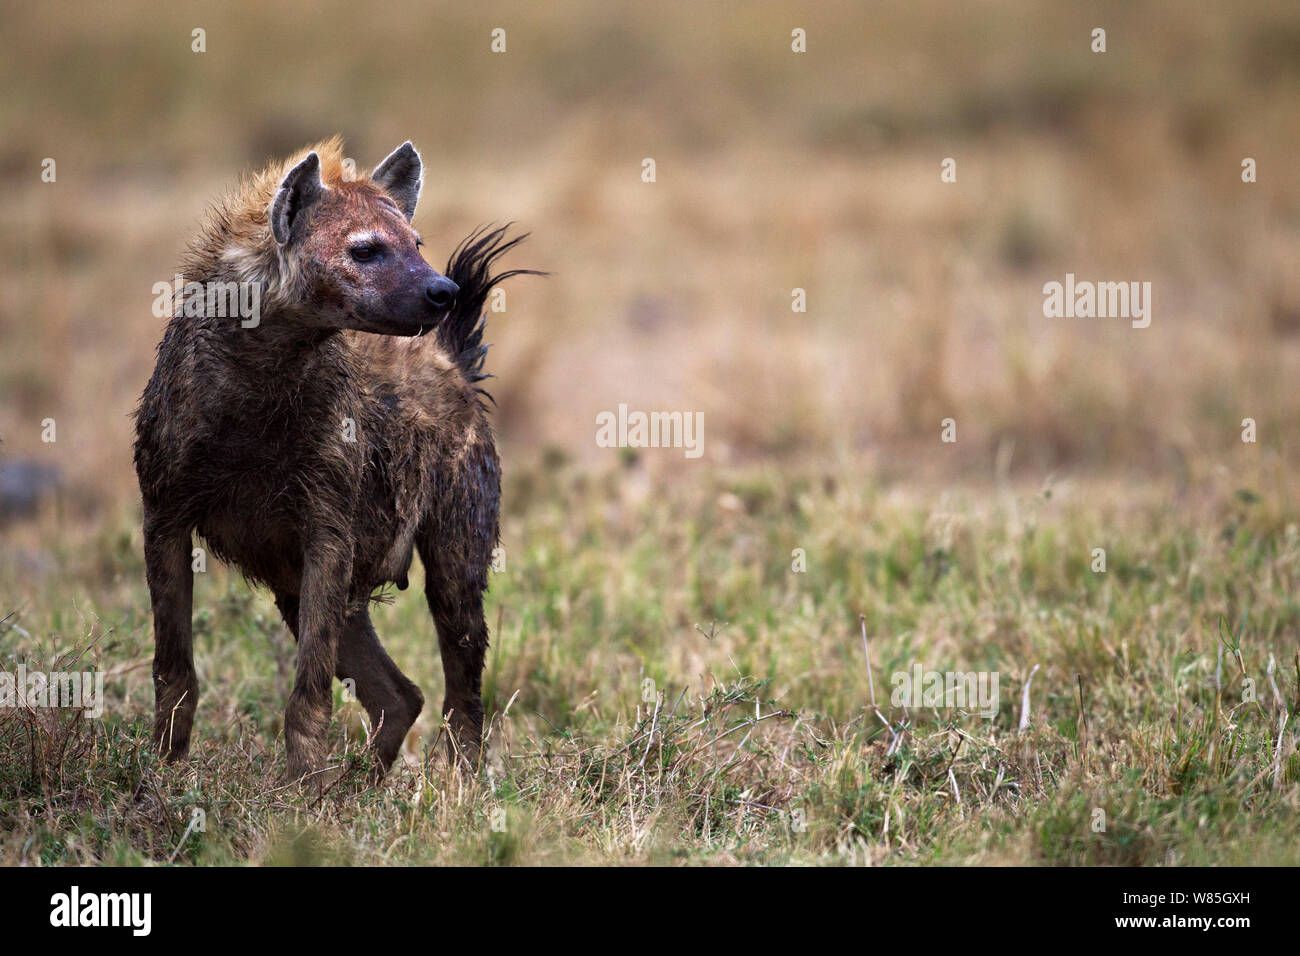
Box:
(269, 142), (458, 336)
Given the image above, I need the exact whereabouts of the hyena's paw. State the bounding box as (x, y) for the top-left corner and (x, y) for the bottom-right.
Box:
(441, 708), (485, 773)
(275, 758), (344, 795)
(282, 689), (333, 785)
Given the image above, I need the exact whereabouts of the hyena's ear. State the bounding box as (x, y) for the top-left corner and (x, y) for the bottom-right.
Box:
(370, 142), (422, 221)
(270, 151), (325, 245)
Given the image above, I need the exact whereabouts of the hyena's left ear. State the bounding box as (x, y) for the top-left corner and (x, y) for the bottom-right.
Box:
(371, 142), (422, 221)
(271, 151), (326, 245)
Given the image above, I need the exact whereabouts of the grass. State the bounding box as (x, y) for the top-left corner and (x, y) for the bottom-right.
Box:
(3, 0), (1300, 865)
(2, 457), (1299, 865)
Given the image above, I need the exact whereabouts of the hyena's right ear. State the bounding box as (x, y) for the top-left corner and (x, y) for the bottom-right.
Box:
(370, 142), (422, 221)
(270, 151), (325, 245)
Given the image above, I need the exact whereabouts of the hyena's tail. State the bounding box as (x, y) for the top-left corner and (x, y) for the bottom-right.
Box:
(440, 224), (544, 392)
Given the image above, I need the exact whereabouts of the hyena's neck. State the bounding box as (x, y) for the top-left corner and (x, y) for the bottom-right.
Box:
(181, 306), (354, 409)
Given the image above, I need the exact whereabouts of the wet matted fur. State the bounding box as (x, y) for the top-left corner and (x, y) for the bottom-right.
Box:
(133, 138), (539, 781)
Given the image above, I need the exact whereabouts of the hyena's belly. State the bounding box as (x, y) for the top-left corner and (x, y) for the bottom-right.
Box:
(197, 510), (306, 596)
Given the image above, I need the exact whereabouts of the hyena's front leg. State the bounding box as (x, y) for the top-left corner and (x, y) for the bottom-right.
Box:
(144, 509), (197, 760)
(282, 537), (352, 782)
(276, 595), (422, 783)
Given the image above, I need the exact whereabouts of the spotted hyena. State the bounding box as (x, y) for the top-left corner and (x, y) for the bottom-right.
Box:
(133, 138), (538, 782)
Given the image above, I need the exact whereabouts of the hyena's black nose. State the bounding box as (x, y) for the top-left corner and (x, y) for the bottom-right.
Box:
(426, 276), (459, 310)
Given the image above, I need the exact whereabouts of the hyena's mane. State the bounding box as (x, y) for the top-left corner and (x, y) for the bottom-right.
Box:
(178, 136), (352, 313)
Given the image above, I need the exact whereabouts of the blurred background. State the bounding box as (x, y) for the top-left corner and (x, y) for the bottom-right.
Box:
(1, 0), (1298, 525)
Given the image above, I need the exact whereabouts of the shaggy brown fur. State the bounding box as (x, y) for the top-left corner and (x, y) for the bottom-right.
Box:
(134, 138), (536, 781)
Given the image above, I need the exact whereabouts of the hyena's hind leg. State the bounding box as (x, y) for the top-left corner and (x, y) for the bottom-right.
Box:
(275, 595), (424, 780)
(425, 584), (489, 770)
(417, 524), (494, 771)
(144, 509), (197, 761)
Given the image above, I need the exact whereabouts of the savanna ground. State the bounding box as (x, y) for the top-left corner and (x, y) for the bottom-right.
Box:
(1, 1), (1299, 865)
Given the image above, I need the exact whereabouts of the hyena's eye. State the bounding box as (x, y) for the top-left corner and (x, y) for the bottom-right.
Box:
(350, 243), (380, 263)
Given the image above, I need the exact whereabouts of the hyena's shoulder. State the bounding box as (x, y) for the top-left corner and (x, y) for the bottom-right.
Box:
(346, 333), (486, 437)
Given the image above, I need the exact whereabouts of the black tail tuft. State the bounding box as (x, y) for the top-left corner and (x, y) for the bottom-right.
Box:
(440, 224), (544, 396)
